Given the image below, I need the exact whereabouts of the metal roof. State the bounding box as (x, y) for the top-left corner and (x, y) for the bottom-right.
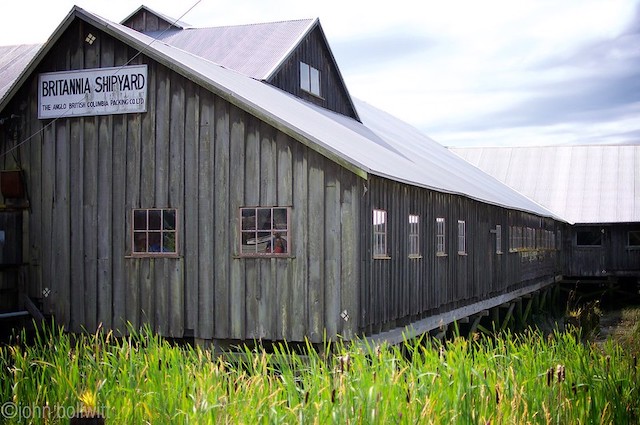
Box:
(120, 5), (192, 30)
(143, 19), (316, 80)
(450, 146), (640, 224)
(0, 44), (40, 99)
(0, 6), (560, 220)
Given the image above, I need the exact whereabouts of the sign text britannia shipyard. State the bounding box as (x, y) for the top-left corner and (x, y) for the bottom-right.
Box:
(38, 65), (148, 119)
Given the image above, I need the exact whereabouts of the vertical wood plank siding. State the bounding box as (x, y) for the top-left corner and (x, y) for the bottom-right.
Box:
(360, 176), (562, 335)
(565, 224), (640, 277)
(267, 26), (358, 120)
(4, 20), (362, 342)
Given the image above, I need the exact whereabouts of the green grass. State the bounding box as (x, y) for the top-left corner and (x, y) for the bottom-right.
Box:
(0, 323), (638, 424)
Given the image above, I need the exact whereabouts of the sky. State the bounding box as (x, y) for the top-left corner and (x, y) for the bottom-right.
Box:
(1, 0), (639, 147)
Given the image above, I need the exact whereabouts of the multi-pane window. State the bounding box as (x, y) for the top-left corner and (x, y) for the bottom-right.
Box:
(495, 224), (502, 254)
(240, 207), (290, 256)
(132, 208), (177, 255)
(300, 62), (321, 96)
(373, 209), (388, 258)
(628, 231), (640, 247)
(436, 217), (446, 255)
(509, 225), (520, 252)
(457, 220), (466, 254)
(408, 214), (420, 258)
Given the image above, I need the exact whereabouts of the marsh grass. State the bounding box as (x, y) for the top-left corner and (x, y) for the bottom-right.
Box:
(0, 323), (638, 424)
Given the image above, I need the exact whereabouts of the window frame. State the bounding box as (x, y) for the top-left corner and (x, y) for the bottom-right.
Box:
(373, 209), (389, 259)
(300, 61), (321, 97)
(457, 220), (466, 255)
(576, 228), (603, 247)
(436, 217), (446, 256)
(628, 231), (640, 248)
(239, 206), (291, 257)
(131, 208), (179, 257)
(408, 214), (421, 258)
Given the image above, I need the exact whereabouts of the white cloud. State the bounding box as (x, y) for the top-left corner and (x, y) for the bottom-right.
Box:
(1, 0), (639, 147)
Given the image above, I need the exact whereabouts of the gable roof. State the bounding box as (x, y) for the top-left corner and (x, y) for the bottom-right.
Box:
(142, 18), (316, 80)
(121, 5), (191, 30)
(0, 44), (41, 99)
(0, 6), (561, 220)
(139, 16), (359, 121)
(451, 145), (640, 224)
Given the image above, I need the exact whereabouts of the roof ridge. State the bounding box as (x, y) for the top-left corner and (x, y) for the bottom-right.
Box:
(178, 18), (316, 31)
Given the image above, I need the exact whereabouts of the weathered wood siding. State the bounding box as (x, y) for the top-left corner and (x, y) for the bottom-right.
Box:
(2, 19), (361, 342)
(121, 9), (177, 32)
(360, 176), (562, 334)
(268, 25), (358, 120)
(565, 224), (640, 277)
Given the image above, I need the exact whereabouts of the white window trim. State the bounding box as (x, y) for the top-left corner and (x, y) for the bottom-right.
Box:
(373, 209), (390, 259)
(436, 217), (446, 256)
(457, 220), (466, 255)
(408, 214), (421, 258)
(495, 224), (503, 254)
(300, 61), (321, 97)
(628, 230), (640, 249)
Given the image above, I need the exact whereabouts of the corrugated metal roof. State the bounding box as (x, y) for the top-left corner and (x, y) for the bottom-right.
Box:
(143, 19), (316, 80)
(0, 44), (40, 99)
(450, 146), (640, 224)
(0, 7), (561, 220)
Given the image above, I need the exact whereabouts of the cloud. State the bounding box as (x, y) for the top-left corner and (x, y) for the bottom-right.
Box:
(423, 7), (640, 146)
(333, 30), (436, 72)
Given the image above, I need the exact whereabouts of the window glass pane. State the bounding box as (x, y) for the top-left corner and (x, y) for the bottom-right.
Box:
(273, 208), (288, 230)
(310, 67), (320, 96)
(133, 232), (147, 253)
(270, 232), (287, 253)
(133, 210), (147, 230)
(148, 232), (162, 252)
(258, 208), (272, 231)
(628, 231), (640, 246)
(241, 209), (256, 231)
(163, 232), (176, 253)
(163, 209), (176, 230)
(148, 210), (162, 230)
(577, 229), (602, 246)
(300, 62), (310, 91)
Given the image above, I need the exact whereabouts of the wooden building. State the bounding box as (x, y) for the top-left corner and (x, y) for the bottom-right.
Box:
(452, 146), (640, 281)
(0, 6), (565, 344)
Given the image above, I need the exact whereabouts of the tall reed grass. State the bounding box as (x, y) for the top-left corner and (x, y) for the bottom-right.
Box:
(0, 323), (638, 424)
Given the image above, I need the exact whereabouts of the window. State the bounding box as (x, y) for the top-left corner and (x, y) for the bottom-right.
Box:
(300, 62), (321, 96)
(576, 229), (602, 246)
(240, 207), (290, 256)
(517, 227), (523, 250)
(509, 226), (520, 252)
(495, 224), (502, 254)
(373, 209), (388, 258)
(457, 220), (466, 255)
(132, 208), (178, 256)
(628, 231), (640, 247)
(436, 217), (446, 255)
(408, 214), (420, 258)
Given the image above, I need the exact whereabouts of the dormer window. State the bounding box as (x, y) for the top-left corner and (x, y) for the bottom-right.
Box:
(300, 62), (321, 97)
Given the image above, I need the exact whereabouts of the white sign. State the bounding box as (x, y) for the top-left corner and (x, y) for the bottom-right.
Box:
(38, 65), (148, 119)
